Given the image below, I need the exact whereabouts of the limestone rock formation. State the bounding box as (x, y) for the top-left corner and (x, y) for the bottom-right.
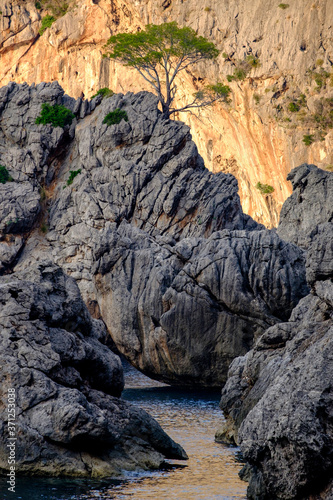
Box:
(2, 0), (333, 227)
(217, 167), (333, 499)
(0, 261), (187, 477)
(277, 164), (333, 249)
(92, 223), (309, 387)
(0, 82), (310, 388)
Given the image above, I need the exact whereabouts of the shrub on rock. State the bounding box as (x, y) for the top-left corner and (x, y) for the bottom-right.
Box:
(35, 102), (75, 128)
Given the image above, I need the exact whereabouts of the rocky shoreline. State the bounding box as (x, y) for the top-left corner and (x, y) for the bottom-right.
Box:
(0, 82), (332, 497)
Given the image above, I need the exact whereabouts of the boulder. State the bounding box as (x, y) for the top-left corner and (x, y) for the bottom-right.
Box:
(91, 222), (308, 387)
(277, 164), (333, 249)
(0, 261), (186, 477)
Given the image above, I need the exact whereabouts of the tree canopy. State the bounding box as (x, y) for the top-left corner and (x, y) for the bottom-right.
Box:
(103, 22), (230, 116)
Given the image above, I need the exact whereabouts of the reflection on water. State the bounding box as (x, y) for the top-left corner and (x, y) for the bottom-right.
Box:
(0, 362), (247, 500)
(111, 362), (247, 500)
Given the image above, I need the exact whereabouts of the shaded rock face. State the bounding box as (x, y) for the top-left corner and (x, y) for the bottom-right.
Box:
(92, 224), (309, 387)
(218, 173), (333, 498)
(0, 82), (310, 389)
(277, 164), (333, 249)
(0, 261), (186, 477)
(0, 80), (89, 238)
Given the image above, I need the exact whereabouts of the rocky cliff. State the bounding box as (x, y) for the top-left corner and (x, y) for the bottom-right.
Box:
(0, 81), (332, 492)
(1, 0), (333, 227)
(0, 81), (309, 387)
(217, 166), (333, 499)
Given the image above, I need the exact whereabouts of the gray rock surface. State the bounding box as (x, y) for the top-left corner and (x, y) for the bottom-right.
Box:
(0, 261), (186, 477)
(0, 82), (310, 388)
(218, 220), (333, 498)
(91, 222), (308, 387)
(277, 164), (333, 249)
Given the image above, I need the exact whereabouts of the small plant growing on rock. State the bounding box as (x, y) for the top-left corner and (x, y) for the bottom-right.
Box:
(40, 222), (48, 233)
(35, 1), (42, 8)
(204, 7), (211, 12)
(303, 134), (314, 146)
(0, 166), (11, 184)
(288, 102), (300, 112)
(66, 169), (81, 186)
(278, 3), (289, 9)
(256, 182), (274, 194)
(36, 103), (75, 128)
(91, 88), (114, 99)
(103, 109), (128, 126)
(253, 94), (261, 104)
(39, 15), (56, 35)
(246, 54), (261, 68)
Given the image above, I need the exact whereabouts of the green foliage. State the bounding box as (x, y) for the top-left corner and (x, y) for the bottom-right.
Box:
(206, 83), (231, 98)
(309, 68), (330, 91)
(288, 102), (300, 112)
(194, 83), (231, 106)
(253, 93), (261, 104)
(39, 15), (56, 35)
(103, 108), (129, 126)
(325, 164), (333, 172)
(66, 169), (81, 186)
(105, 22), (219, 68)
(204, 6), (211, 12)
(222, 52), (228, 59)
(104, 21), (221, 116)
(0, 165), (10, 184)
(233, 68), (247, 80)
(316, 58), (324, 67)
(91, 88), (114, 99)
(35, 1), (42, 8)
(299, 94), (307, 106)
(256, 182), (274, 194)
(40, 222), (48, 233)
(303, 134), (314, 146)
(246, 54), (260, 68)
(226, 75), (234, 82)
(278, 3), (289, 9)
(35, 103), (75, 128)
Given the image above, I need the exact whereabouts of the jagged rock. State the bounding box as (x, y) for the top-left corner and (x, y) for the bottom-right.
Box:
(0, 81), (88, 236)
(0, 261), (187, 477)
(0, 234), (23, 271)
(277, 164), (333, 249)
(0, 82), (309, 388)
(89, 222), (309, 387)
(218, 223), (333, 496)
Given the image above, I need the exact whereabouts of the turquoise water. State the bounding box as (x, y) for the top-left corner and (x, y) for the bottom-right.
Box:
(0, 364), (246, 500)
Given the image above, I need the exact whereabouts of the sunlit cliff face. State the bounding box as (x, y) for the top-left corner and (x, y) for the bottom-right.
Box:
(1, 0), (332, 227)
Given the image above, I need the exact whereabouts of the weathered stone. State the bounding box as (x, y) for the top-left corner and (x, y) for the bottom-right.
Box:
(0, 261), (187, 477)
(277, 164), (333, 249)
(0, 82), (309, 388)
(218, 193), (333, 499)
(90, 222), (308, 387)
